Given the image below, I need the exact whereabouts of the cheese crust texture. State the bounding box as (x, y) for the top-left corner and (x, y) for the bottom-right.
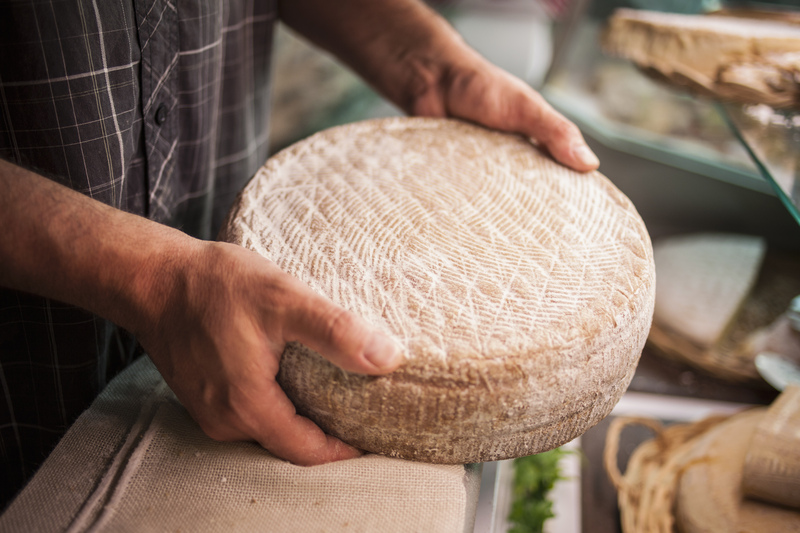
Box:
(220, 118), (655, 463)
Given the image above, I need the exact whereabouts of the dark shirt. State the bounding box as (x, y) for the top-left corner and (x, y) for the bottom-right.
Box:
(0, 0), (276, 506)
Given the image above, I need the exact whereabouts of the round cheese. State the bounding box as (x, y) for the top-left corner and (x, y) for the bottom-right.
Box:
(220, 117), (655, 463)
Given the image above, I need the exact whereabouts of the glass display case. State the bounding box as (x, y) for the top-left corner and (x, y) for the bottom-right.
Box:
(269, 0), (800, 236)
(723, 102), (800, 224)
(266, 7), (800, 529)
(542, 0), (800, 225)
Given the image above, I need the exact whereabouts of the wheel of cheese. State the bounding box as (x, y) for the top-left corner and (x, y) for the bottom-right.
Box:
(220, 117), (655, 463)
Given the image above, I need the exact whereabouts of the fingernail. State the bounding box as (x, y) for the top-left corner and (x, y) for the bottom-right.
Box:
(364, 331), (403, 370)
(572, 143), (599, 169)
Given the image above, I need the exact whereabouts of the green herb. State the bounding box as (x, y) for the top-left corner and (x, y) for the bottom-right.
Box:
(507, 448), (568, 533)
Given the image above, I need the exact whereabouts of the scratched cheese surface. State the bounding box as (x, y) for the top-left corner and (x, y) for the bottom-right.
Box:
(221, 117), (655, 463)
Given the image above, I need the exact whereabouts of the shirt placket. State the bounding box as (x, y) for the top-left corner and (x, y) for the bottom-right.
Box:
(133, 0), (179, 223)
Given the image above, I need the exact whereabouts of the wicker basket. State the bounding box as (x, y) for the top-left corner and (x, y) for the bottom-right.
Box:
(604, 401), (800, 533)
(603, 415), (730, 533)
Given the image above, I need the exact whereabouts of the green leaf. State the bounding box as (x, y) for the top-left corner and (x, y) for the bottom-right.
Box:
(507, 448), (569, 533)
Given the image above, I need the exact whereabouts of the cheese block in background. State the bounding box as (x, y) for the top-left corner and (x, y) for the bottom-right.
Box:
(220, 117), (655, 463)
(653, 234), (766, 348)
(602, 8), (800, 110)
(650, 232), (800, 381)
(743, 385), (800, 510)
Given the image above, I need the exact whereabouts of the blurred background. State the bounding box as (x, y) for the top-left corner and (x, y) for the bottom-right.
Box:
(268, 0), (800, 249)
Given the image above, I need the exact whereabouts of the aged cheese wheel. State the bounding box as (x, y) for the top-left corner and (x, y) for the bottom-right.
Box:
(220, 117), (655, 463)
(602, 9), (800, 109)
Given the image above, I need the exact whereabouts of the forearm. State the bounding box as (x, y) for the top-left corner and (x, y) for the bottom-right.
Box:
(0, 159), (197, 335)
(278, 0), (472, 114)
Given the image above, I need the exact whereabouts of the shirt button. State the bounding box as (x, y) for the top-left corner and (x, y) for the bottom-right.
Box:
(154, 103), (168, 125)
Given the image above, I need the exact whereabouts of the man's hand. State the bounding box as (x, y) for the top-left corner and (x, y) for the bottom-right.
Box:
(137, 241), (402, 465)
(408, 57), (600, 172)
(0, 160), (402, 465)
(280, 0), (599, 172)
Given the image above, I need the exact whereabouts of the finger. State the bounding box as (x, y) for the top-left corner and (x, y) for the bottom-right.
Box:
(444, 64), (599, 172)
(506, 87), (599, 172)
(238, 380), (363, 466)
(282, 279), (404, 375)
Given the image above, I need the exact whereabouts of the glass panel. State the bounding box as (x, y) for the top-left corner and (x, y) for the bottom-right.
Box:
(720, 103), (800, 225)
(541, 15), (773, 195)
(542, 4), (800, 227)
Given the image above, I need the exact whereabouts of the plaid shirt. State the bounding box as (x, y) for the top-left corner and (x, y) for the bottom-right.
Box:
(0, 0), (276, 506)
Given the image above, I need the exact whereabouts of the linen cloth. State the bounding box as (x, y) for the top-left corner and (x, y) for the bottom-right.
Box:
(0, 356), (480, 533)
(0, 0), (276, 505)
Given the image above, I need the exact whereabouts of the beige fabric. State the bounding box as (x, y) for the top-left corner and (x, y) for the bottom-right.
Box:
(221, 117), (655, 463)
(0, 357), (479, 533)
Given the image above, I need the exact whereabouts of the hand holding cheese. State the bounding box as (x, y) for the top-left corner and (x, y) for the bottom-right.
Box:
(134, 241), (405, 465)
(0, 160), (404, 466)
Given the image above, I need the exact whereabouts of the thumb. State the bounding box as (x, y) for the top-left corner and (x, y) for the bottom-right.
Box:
(282, 282), (404, 375)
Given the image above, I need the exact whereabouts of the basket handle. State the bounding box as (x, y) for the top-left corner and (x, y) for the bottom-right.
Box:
(603, 417), (663, 490)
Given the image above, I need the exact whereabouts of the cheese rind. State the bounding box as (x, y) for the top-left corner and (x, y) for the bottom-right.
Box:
(221, 117), (655, 463)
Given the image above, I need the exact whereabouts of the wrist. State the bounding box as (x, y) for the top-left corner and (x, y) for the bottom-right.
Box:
(280, 0), (471, 116)
(0, 162), (195, 336)
(108, 227), (203, 342)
